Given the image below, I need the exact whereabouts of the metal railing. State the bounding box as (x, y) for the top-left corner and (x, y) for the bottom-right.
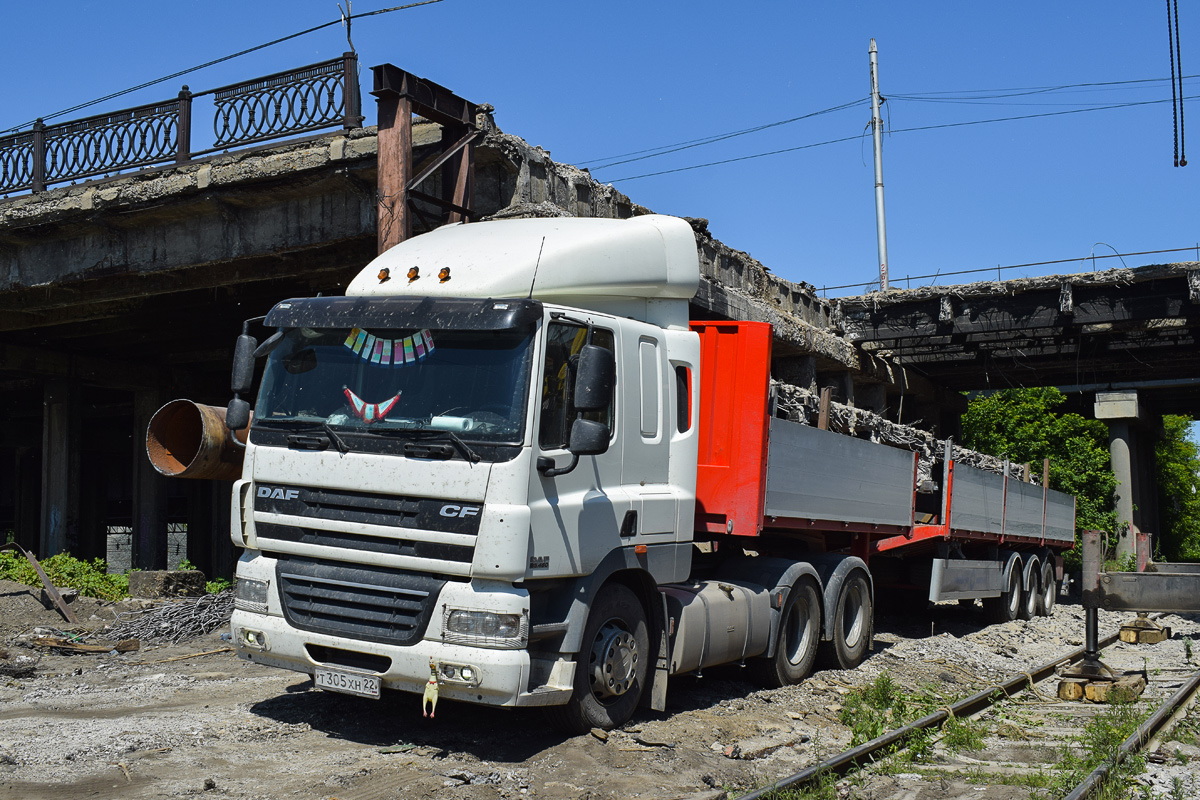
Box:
(0, 52), (362, 195)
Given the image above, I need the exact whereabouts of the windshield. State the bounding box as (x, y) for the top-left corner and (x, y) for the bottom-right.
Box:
(254, 326), (535, 447)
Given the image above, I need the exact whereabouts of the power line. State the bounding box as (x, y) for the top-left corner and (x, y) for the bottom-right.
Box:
(603, 134), (863, 182)
(820, 246), (1200, 294)
(886, 94), (1199, 136)
(1, 0), (444, 134)
(604, 94), (1199, 183)
(891, 73), (1199, 99)
(580, 98), (868, 169)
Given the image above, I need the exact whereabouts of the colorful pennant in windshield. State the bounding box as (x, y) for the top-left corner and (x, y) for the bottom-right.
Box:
(343, 388), (401, 423)
(343, 328), (436, 366)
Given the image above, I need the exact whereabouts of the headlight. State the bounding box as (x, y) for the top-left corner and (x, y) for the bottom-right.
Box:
(234, 578), (269, 613)
(442, 609), (528, 648)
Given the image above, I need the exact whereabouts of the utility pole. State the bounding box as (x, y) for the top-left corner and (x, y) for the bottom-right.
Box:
(869, 39), (889, 291)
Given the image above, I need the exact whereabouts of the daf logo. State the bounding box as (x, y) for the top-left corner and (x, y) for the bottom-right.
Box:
(257, 486), (300, 501)
(440, 504), (481, 518)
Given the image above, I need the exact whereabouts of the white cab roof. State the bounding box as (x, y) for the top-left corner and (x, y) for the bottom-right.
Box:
(346, 214), (699, 302)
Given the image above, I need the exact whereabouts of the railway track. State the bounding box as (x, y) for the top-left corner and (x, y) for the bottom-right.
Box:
(735, 618), (1200, 800)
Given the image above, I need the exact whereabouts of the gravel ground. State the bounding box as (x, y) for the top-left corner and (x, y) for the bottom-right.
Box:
(1, 579), (1198, 800)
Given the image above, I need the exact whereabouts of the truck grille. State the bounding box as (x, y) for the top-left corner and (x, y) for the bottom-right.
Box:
(257, 523), (474, 563)
(275, 556), (448, 646)
(253, 484), (483, 534)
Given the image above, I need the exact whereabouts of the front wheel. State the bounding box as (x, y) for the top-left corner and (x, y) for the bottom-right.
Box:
(751, 579), (821, 688)
(819, 571), (872, 670)
(546, 583), (648, 734)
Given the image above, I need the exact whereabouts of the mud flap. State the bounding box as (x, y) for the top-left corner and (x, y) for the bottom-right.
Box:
(646, 591), (669, 712)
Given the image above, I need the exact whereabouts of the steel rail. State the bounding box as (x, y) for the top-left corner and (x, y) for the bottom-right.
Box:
(734, 626), (1129, 800)
(1061, 666), (1200, 800)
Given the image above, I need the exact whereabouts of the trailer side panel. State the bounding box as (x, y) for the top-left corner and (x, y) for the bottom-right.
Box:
(764, 420), (916, 529)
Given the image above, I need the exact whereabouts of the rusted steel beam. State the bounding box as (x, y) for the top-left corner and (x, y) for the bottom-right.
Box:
(406, 129), (481, 192)
(0, 542), (78, 624)
(375, 93), (412, 253)
(371, 64), (476, 128)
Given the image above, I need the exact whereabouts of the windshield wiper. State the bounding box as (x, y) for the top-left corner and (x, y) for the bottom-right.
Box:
(321, 422), (350, 454)
(277, 419), (356, 453)
(403, 429), (480, 463)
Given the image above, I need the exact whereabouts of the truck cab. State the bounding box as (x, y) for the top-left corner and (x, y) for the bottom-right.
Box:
(230, 215), (703, 730)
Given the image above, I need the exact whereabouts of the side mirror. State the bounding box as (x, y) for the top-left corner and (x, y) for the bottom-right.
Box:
(573, 344), (615, 412)
(226, 397), (252, 431)
(231, 334), (257, 395)
(568, 418), (610, 456)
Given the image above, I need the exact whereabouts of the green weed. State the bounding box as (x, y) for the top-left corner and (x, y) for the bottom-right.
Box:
(1050, 697), (1149, 800)
(942, 715), (987, 753)
(0, 550), (130, 601)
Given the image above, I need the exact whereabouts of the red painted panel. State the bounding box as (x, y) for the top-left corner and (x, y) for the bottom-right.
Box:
(691, 321), (773, 537)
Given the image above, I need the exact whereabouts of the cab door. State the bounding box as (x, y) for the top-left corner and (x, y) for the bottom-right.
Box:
(526, 316), (630, 578)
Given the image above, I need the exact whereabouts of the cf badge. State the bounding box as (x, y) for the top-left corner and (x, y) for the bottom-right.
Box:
(439, 505), (481, 518)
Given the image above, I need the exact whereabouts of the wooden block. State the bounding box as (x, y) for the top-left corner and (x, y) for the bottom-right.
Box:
(1085, 674), (1146, 704)
(1138, 629), (1168, 644)
(1058, 678), (1087, 701)
(1120, 626), (1170, 645)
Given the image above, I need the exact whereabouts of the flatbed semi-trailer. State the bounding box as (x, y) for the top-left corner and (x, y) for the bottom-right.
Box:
(147, 214), (1076, 731)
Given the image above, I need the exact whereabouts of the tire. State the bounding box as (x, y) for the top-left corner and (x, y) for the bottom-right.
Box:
(1018, 563), (1039, 621)
(984, 561), (1021, 623)
(545, 583), (649, 734)
(750, 579), (821, 688)
(1039, 561), (1056, 616)
(819, 571), (872, 670)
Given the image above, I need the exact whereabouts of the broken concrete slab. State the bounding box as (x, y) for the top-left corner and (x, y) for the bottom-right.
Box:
(128, 570), (206, 599)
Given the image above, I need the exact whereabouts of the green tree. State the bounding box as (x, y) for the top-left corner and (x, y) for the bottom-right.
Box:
(961, 387), (1117, 567)
(1155, 415), (1200, 561)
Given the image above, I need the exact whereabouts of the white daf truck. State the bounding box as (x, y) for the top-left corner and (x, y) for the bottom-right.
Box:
(211, 214), (1074, 732)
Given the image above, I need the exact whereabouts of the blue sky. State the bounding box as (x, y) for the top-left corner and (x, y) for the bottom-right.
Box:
(1, 1), (1195, 296)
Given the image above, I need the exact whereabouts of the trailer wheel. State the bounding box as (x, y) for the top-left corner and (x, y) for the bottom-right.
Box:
(1038, 561), (1056, 616)
(984, 562), (1021, 623)
(546, 583), (648, 733)
(751, 579), (820, 688)
(1018, 565), (1039, 621)
(821, 571), (872, 670)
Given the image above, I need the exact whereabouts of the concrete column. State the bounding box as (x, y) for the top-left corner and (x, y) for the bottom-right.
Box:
(1107, 419), (1136, 559)
(185, 478), (238, 580)
(13, 447), (39, 552)
(857, 384), (887, 415)
(40, 380), (81, 557)
(774, 355), (818, 393)
(819, 372), (855, 407)
(132, 390), (168, 570)
(1095, 390), (1142, 562)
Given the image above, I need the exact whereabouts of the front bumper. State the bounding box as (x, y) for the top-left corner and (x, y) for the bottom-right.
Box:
(231, 609), (572, 708)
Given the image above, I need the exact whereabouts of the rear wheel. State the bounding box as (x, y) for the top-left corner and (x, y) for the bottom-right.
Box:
(1038, 560), (1056, 616)
(820, 571), (872, 670)
(751, 579), (821, 688)
(1018, 564), (1039, 621)
(545, 583), (648, 734)
(984, 562), (1021, 623)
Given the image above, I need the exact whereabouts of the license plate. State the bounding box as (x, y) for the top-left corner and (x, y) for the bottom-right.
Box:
(314, 668), (381, 699)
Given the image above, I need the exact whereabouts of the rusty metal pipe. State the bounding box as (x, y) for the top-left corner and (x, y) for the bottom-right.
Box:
(145, 399), (250, 481)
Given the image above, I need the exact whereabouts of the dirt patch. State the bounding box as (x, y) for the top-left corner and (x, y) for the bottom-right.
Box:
(1, 582), (1197, 800)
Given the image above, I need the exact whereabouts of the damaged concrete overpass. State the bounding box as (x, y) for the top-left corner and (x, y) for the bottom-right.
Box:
(837, 268), (1200, 553)
(1, 60), (950, 576)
